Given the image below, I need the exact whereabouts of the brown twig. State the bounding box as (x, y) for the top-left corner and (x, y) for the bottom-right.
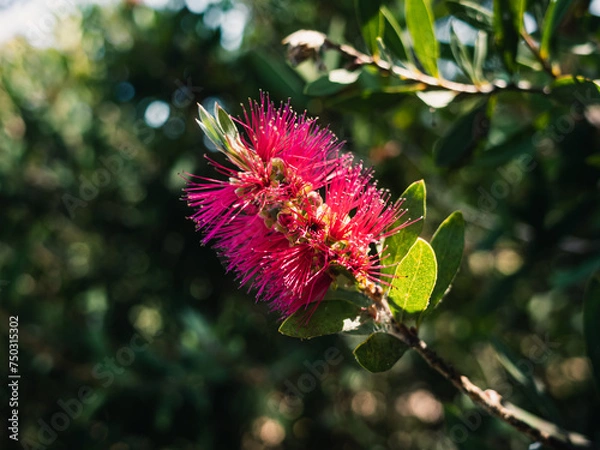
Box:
(369, 299), (592, 450)
(521, 30), (561, 78)
(324, 39), (550, 96)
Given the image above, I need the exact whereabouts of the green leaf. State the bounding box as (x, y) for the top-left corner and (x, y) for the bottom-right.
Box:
(428, 211), (464, 309)
(355, 0), (385, 55)
(388, 238), (438, 321)
(446, 0), (493, 31)
(474, 129), (533, 168)
(551, 76), (600, 105)
(540, 0), (571, 61)
(492, 339), (563, 424)
(353, 333), (409, 372)
(473, 31), (488, 84)
(405, 0), (439, 77)
(324, 286), (372, 307)
(584, 272), (600, 395)
(433, 101), (489, 168)
(197, 104), (226, 150)
(279, 300), (363, 339)
(382, 180), (425, 279)
(380, 6), (414, 65)
(247, 50), (306, 100)
(493, 0), (524, 73)
(215, 103), (238, 139)
(450, 22), (475, 82)
(304, 69), (361, 96)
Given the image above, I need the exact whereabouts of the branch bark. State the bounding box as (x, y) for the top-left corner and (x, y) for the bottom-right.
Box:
(377, 304), (592, 450)
(323, 38), (550, 96)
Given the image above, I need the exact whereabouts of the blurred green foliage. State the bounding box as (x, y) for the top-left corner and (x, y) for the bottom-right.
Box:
(0, 0), (599, 449)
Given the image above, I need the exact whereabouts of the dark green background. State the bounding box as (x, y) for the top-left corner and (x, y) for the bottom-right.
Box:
(1, 1), (599, 449)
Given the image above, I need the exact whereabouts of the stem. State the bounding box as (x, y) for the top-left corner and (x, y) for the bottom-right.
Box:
(382, 310), (591, 449)
(325, 39), (549, 95)
(356, 288), (592, 450)
(521, 30), (561, 78)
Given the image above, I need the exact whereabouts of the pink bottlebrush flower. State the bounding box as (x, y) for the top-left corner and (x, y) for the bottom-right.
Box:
(184, 96), (408, 316)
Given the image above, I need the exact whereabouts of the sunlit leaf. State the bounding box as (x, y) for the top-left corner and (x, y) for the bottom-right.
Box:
(433, 101), (489, 167)
(215, 103), (238, 139)
(380, 6), (414, 65)
(473, 30), (488, 84)
(353, 333), (408, 372)
(540, 0), (571, 61)
(450, 22), (475, 82)
(382, 180), (425, 279)
(551, 76), (600, 105)
(388, 238), (438, 321)
(355, 0), (385, 55)
(584, 272), (600, 395)
(428, 211), (464, 310)
(279, 300), (363, 339)
(197, 104), (226, 150)
(405, 0), (439, 76)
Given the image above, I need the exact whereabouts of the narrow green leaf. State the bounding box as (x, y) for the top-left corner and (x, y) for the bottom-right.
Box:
(380, 6), (414, 66)
(247, 50), (305, 98)
(450, 22), (475, 82)
(501, 402), (592, 448)
(446, 0), (493, 31)
(355, 0), (385, 55)
(279, 300), (363, 339)
(197, 104), (226, 150)
(382, 180), (426, 279)
(388, 238), (438, 321)
(215, 104), (238, 139)
(493, 0), (523, 73)
(353, 333), (409, 372)
(428, 211), (464, 309)
(474, 129), (533, 168)
(473, 31), (488, 84)
(492, 339), (564, 424)
(584, 272), (600, 395)
(540, 0), (571, 61)
(551, 76), (600, 105)
(515, 0), (526, 33)
(405, 0), (439, 76)
(433, 101), (489, 168)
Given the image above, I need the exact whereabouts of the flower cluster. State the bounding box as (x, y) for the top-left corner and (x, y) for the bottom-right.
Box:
(184, 96), (408, 316)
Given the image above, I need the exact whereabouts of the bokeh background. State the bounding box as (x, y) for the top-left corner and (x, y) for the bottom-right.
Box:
(1, 0), (599, 449)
